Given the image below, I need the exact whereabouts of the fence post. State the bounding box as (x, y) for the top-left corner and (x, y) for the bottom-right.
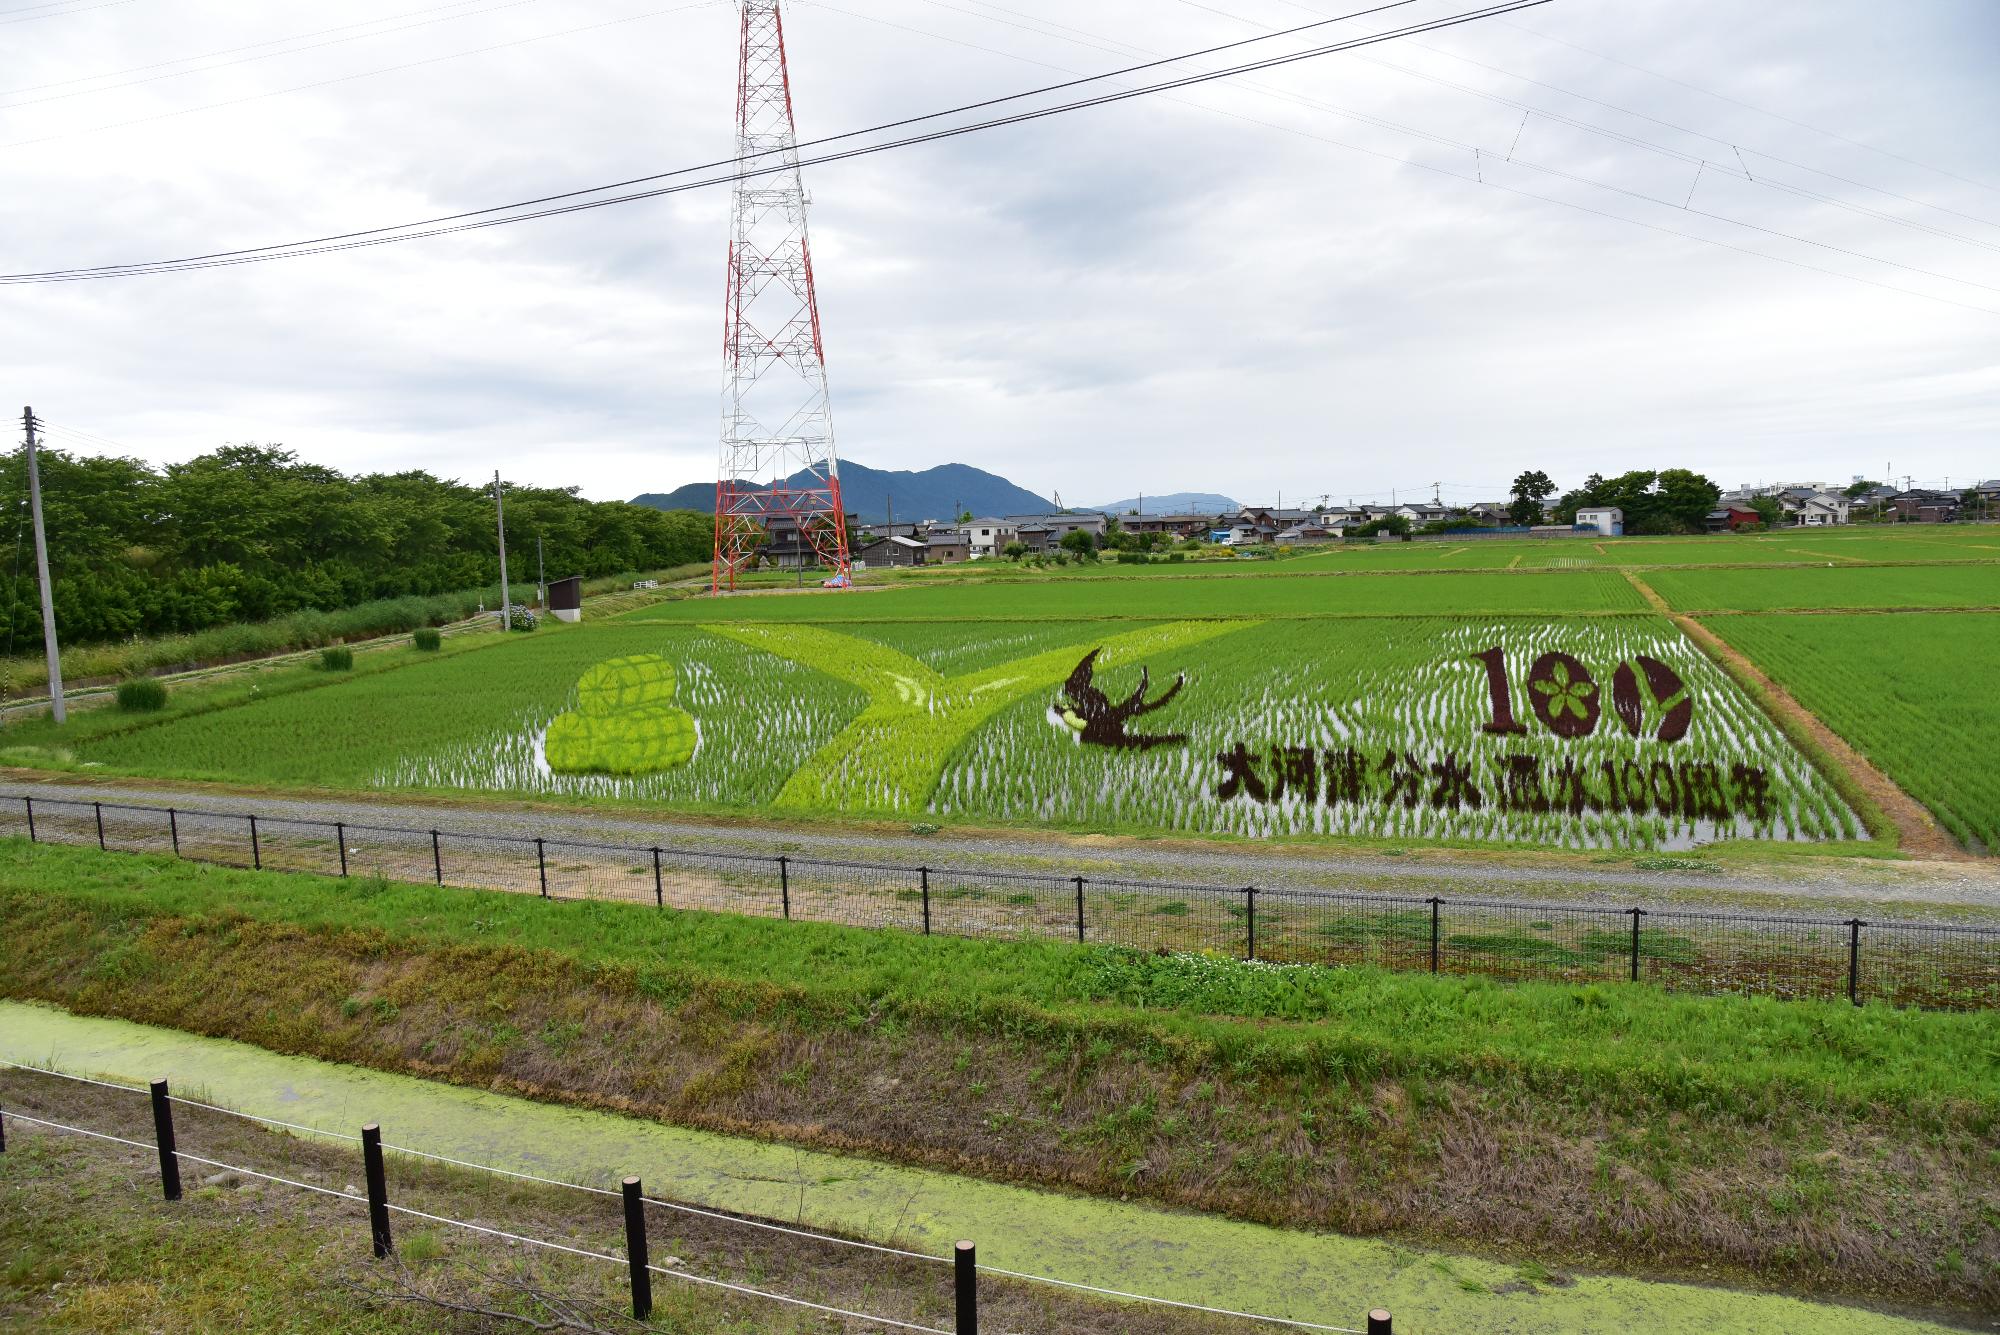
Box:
(335, 821), (348, 877)
(954, 1239), (978, 1335)
(362, 1123), (392, 1257)
(1428, 897), (1441, 974)
(248, 815), (261, 870)
(149, 1078), (182, 1202)
(1847, 919), (1865, 1005)
(621, 1176), (653, 1320)
(430, 830), (442, 886)
(535, 838), (548, 899)
(1245, 887), (1258, 961)
(1368, 1309), (1393, 1335)
(920, 868), (931, 935)
(94, 801), (105, 850)
(652, 848), (665, 909)
(1074, 876), (1086, 943)
(168, 808), (180, 857)
(1628, 907), (1645, 983)
(0, 1097), (6, 1152)
(22, 795), (33, 843)
(778, 855), (791, 919)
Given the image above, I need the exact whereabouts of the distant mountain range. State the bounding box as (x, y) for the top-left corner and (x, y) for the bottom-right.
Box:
(632, 462), (1055, 523)
(1086, 491), (1239, 516)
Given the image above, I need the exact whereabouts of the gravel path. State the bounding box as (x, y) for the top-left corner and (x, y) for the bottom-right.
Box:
(7, 775), (1998, 920)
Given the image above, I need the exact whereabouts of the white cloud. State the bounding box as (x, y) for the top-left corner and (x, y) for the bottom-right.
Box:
(4, 0), (1995, 503)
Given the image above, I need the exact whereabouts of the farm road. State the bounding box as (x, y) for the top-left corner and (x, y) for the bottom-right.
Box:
(6, 775), (1998, 919)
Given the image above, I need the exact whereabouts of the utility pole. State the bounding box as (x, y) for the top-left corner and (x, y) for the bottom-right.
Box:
(536, 534), (545, 608)
(493, 471), (510, 632)
(21, 408), (63, 723)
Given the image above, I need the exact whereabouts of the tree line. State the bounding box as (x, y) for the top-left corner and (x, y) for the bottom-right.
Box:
(2, 444), (710, 647)
(1506, 468), (1723, 533)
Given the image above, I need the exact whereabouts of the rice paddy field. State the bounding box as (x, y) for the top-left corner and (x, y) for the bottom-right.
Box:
(1701, 612), (2000, 853)
(9, 527), (1998, 856)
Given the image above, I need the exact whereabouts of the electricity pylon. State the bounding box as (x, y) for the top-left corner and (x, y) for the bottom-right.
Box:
(713, 0), (849, 591)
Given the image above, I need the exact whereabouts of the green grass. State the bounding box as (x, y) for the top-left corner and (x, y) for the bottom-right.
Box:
(1705, 613), (2000, 851)
(625, 569), (1651, 621)
(5, 841), (1991, 1124)
(1648, 563), (2000, 612)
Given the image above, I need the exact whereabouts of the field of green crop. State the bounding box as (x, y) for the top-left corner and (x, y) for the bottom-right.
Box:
(623, 569), (1650, 621)
(935, 616), (1855, 848)
(1703, 613), (2000, 851)
(1648, 563), (2000, 612)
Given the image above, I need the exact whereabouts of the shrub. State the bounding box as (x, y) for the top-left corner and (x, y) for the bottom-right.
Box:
(318, 646), (354, 672)
(412, 627), (442, 652)
(115, 677), (168, 712)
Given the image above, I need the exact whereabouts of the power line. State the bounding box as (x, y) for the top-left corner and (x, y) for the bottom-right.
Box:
(0, 0), (729, 154)
(0, 0), (1535, 282)
(0, 0), (139, 26)
(0, 0), (556, 110)
(1494, 14), (2000, 197)
(857, 1), (2000, 312)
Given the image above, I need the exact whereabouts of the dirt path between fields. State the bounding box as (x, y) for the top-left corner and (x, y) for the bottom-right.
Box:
(1623, 570), (1967, 862)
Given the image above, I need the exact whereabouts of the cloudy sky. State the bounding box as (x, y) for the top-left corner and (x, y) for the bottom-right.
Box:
(5, 0), (1997, 508)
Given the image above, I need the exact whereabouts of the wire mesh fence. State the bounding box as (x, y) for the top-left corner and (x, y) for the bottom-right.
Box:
(11, 793), (1999, 1011)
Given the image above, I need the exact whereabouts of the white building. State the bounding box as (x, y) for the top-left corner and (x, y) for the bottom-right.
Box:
(1575, 506), (1624, 536)
(961, 518), (1020, 558)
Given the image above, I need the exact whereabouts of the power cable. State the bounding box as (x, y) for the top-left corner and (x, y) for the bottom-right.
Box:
(0, 0), (1514, 280)
(0, 0), (556, 110)
(0, 0), (506, 97)
(0, 0), (729, 153)
(0, 0), (139, 26)
(848, 2), (2000, 313)
(1495, 14), (2000, 197)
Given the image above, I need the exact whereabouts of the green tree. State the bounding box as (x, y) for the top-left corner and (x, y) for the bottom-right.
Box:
(1508, 470), (1557, 526)
(1750, 496), (1785, 528)
(1059, 528), (1099, 561)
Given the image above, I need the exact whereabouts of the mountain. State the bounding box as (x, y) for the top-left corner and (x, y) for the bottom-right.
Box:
(1085, 491), (1239, 516)
(632, 462), (1055, 523)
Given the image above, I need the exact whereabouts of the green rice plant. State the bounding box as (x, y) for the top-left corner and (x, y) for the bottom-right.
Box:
(543, 655), (696, 775)
(705, 619), (1253, 815)
(934, 617), (1858, 850)
(412, 627), (442, 652)
(1648, 564), (2000, 613)
(317, 646), (353, 672)
(114, 677), (168, 712)
(1707, 612), (2000, 851)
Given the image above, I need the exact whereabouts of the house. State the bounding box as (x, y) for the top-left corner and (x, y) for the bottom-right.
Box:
(1117, 513), (1211, 540)
(1890, 490), (1960, 523)
(1274, 524), (1333, 545)
(853, 534), (929, 568)
(959, 518), (1019, 558)
(1006, 513), (1106, 553)
(760, 512), (859, 570)
(1235, 506), (1315, 531)
(1213, 525), (1262, 547)
(1574, 506), (1624, 537)
(1792, 493), (1850, 527)
(1705, 504), (1761, 532)
(925, 532), (970, 563)
(1465, 502), (1511, 526)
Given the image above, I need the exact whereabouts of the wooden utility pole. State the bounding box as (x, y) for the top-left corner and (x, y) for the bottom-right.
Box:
(493, 471), (510, 631)
(21, 408), (64, 723)
(536, 534), (545, 608)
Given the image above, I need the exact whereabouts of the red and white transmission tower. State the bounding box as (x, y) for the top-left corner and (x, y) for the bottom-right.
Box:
(713, 0), (849, 592)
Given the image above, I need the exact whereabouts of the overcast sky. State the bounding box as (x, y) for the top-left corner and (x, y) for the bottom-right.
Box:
(5, 0), (1997, 508)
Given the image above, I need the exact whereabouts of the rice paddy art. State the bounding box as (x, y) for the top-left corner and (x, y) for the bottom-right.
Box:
(544, 654), (697, 776)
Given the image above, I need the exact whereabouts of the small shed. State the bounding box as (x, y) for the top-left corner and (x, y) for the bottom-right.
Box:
(548, 575), (583, 623)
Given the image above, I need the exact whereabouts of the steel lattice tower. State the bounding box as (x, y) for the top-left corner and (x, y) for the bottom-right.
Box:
(713, 0), (848, 591)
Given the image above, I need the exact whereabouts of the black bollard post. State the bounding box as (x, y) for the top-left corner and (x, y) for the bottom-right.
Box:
(1368, 1309), (1393, 1334)
(149, 1079), (182, 1201)
(622, 1177), (653, 1319)
(362, 1123), (393, 1257)
(954, 1240), (978, 1335)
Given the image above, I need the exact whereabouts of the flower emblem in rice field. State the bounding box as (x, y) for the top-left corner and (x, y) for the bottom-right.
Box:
(545, 654), (697, 775)
(1534, 659), (1594, 719)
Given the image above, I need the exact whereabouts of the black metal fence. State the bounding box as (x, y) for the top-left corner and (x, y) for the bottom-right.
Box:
(10, 794), (1999, 1011)
(0, 1062), (1389, 1334)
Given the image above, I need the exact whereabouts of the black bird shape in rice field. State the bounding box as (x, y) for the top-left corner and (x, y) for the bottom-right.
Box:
(1058, 648), (1188, 750)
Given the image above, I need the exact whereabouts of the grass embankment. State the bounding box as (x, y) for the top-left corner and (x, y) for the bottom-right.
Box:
(0, 1070), (1182, 1334)
(1, 843), (1994, 1317)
